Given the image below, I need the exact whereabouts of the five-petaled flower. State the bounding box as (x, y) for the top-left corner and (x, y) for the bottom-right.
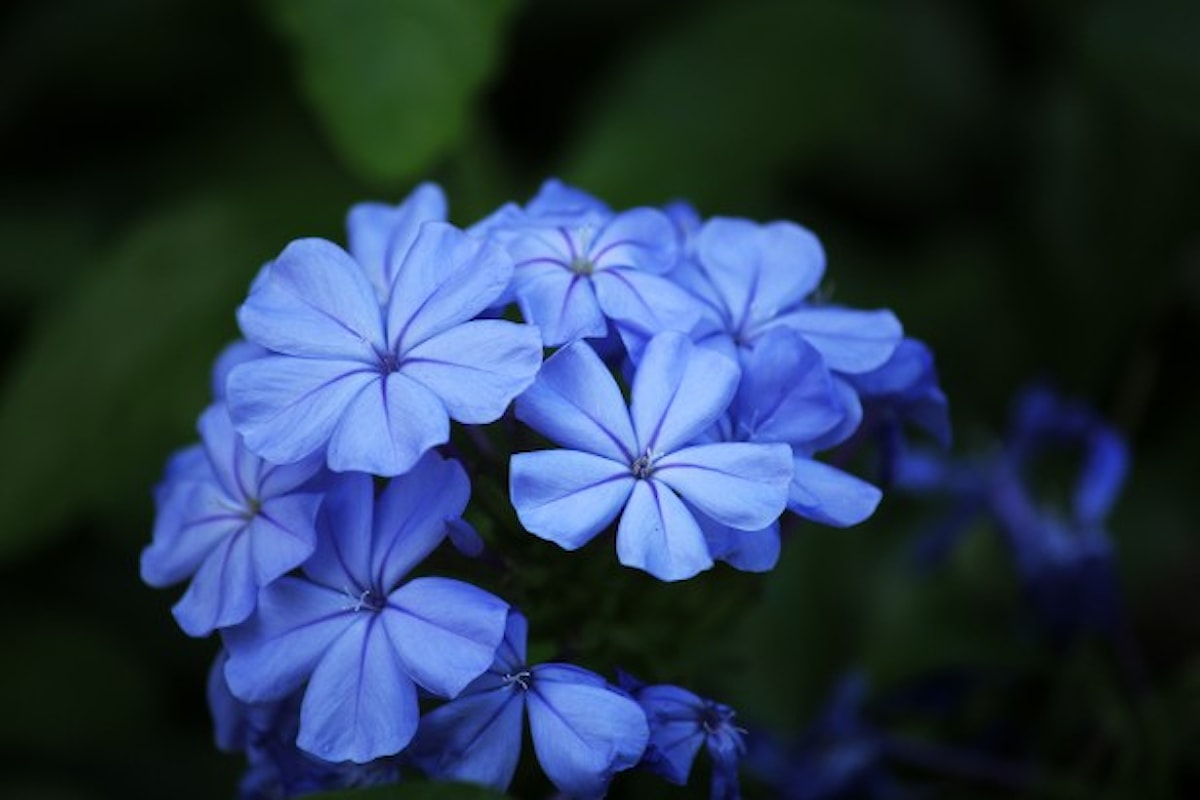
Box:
(510, 331), (794, 581)
(221, 453), (510, 763)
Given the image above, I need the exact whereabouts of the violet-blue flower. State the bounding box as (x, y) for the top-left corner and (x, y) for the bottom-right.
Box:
(510, 331), (793, 581)
(620, 673), (746, 800)
(140, 402), (324, 637)
(227, 192), (542, 476)
(485, 179), (700, 347)
(676, 216), (902, 374)
(410, 612), (649, 798)
(221, 453), (510, 763)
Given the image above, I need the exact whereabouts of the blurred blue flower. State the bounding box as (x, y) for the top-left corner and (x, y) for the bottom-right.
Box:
(140, 403), (324, 637)
(903, 385), (1129, 639)
(411, 612), (648, 798)
(510, 332), (793, 580)
(221, 453), (510, 763)
(748, 673), (896, 800)
(227, 185), (542, 476)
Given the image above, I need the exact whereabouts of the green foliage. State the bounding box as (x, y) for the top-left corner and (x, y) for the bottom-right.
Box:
(264, 0), (520, 184)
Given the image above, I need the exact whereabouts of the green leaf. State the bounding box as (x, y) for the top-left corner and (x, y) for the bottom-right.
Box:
(562, 0), (991, 210)
(0, 197), (279, 562)
(264, 0), (519, 183)
(304, 781), (511, 800)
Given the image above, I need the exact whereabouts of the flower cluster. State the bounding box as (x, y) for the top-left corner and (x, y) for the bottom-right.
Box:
(141, 179), (936, 798)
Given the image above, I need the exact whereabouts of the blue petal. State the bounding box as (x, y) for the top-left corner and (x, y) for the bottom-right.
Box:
(698, 514), (782, 573)
(197, 404), (257, 502)
(298, 472), (374, 593)
(211, 340), (268, 401)
(515, 340), (637, 462)
(447, 518), (485, 558)
(141, 480), (238, 587)
(593, 267), (701, 338)
(494, 611), (529, 673)
(510, 450), (634, 550)
(1075, 427), (1128, 525)
(770, 306), (902, 374)
(527, 664), (649, 798)
(173, 527), (256, 636)
(617, 480), (713, 581)
(804, 376), (865, 453)
(655, 442), (793, 530)
(734, 328), (843, 445)
(634, 683), (706, 784)
(237, 238), (385, 360)
(788, 458), (882, 527)
(409, 687), (525, 791)
(326, 371), (449, 476)
(346, 182), (447, 296)
(384, 577), (509, 698)
(402, 319), (542, 424)
(371, 452), (470, 590)
(696, 218), (825, 328)
(526, 178), (611, 218)
(387, 222), (514, 352)
(631, 332), (740, 454)
(223, 578), (357, 704)
(297, 617), (418, 763)
(514, 264), (608, 346)
(589, 207), (678, 274)
(227, 356), (377, 465)
(250, 495), (322, 585)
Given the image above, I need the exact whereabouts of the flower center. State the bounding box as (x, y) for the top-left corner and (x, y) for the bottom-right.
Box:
(240, 496), (262, 521)
(631, 451), (656, 479)
(568, 255), (594, 276)
(700, 702), (735, 735)
(345, 586), (385, 613)
(503, 670), (533, 691)
(377, 352), (401, 374)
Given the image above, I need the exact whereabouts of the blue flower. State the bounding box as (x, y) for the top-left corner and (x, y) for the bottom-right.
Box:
(140, 403), (324, 637)
(619, 673), (746, 800)
(227, 190), (542, 476)
(410, 612), (649, 798)
(510, 332), (793, 581)
(676, 216), (902, 374)
(208, 652), (400, 800)
(697, 328), (883, 571)
(221, 453), (510, 763)
(483, 179), (700, 347)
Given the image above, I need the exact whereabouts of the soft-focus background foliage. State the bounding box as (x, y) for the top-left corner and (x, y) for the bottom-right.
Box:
(1, 0), (1197, 797)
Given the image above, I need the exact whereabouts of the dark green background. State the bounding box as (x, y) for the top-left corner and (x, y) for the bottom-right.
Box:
(1, 0), (1197, 797)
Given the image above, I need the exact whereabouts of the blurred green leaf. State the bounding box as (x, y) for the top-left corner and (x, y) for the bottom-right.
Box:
(305, 782), (511, 800)
(562, 0), (991, 210)
(0, 197), (277, 562)
(264, 0), (519, 184)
